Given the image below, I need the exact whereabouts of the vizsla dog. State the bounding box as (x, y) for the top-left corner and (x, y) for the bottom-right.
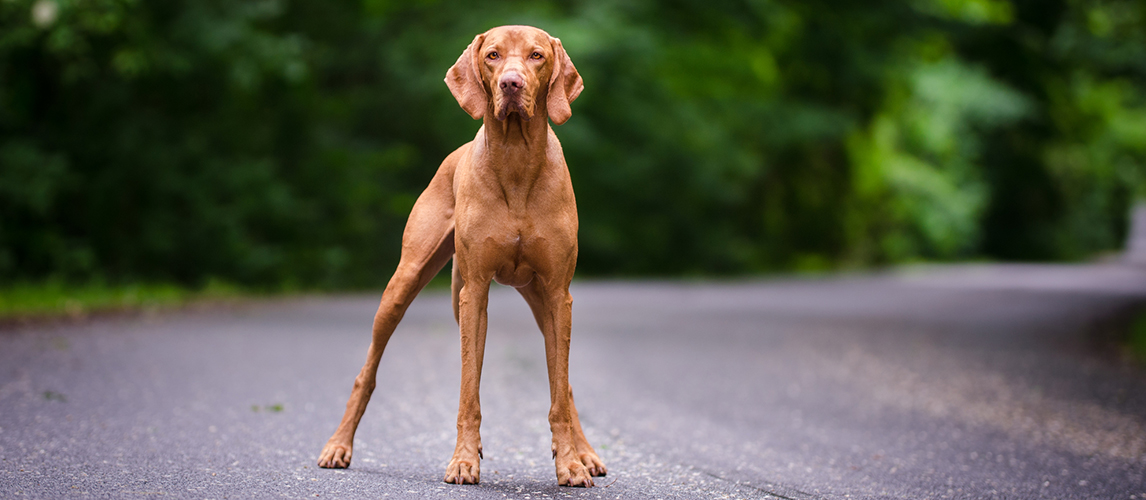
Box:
(316, 26), (606, 487)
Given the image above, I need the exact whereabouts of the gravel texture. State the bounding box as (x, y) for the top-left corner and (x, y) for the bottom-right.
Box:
(2, 263), (1146, 499)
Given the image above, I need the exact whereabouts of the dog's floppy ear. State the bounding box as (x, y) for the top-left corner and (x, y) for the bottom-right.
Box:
(547, 37), (583, 126)
(445, 33), (488, 120)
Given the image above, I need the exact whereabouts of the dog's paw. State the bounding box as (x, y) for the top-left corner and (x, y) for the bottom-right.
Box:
(579, 450), (607, 477)
(444, 456), (480, 485)
(557, 461), (594, 487)
(317, 442), (352, 469)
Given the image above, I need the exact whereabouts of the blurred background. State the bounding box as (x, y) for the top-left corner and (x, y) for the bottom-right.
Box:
(1, 0), (1144, 293)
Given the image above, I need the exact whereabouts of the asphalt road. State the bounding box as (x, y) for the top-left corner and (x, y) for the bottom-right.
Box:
(2, 264), (1146, 499)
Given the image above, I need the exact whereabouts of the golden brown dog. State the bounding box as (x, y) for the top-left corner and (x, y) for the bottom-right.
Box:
(316, 25), (606, 487)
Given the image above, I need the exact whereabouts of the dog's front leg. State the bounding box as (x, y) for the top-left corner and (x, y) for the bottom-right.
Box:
(519, 281), (606, 480)
(444, 278), (490, 485)
(567, 386), (607, 477)
(538, 287), (595, 487)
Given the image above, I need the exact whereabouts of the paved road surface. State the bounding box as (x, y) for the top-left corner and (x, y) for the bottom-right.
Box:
(2, 264), (1146, 499)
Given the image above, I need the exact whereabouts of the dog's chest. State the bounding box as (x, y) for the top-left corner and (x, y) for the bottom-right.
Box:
(489, 231), (535, 287)
(456, 202), (574, 285)
(456, 220), (533, 287)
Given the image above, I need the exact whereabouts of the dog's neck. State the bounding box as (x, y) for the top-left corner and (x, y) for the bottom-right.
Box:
(479, 99), (552, 191)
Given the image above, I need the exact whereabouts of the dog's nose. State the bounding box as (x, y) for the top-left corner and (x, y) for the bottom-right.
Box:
(499, 73), (524, 94)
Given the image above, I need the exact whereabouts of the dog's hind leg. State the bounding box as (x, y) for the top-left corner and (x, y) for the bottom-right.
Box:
(318, 156), (459, 469)
(451, 255), (464, 324)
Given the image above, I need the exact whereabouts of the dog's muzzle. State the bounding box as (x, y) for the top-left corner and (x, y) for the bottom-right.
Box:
(496, 72), (532, 121)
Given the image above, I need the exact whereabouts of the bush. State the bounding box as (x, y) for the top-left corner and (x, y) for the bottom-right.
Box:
(1, 0), (1142, 287)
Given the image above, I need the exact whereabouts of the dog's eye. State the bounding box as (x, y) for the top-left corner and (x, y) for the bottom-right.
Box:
(487, 51), (499, 60)
(530, 52), (543, 60)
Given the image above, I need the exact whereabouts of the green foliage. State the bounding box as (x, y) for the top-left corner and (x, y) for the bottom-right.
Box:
(1, 0), (1143, 287)
(0, 279), (235, 319)
(847, 58), (1031, 262)
(1130, 309), (1146, 363)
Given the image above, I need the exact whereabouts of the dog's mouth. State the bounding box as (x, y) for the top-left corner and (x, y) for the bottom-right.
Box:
(495, 96), (534, 122)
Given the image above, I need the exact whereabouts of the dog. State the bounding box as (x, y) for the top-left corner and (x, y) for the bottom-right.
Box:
(316, 25), (606, 488)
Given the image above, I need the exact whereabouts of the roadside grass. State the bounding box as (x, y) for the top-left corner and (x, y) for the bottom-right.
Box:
(1129, 309), (1146, 364)
(0, 269), (453, 324)
(0, 280), (243, 322)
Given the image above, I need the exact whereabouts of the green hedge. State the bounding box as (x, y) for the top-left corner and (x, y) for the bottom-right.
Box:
(1, 0), (1143, 288)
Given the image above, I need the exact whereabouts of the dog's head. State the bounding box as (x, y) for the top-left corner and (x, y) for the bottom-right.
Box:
(445, 25), (583, 125)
